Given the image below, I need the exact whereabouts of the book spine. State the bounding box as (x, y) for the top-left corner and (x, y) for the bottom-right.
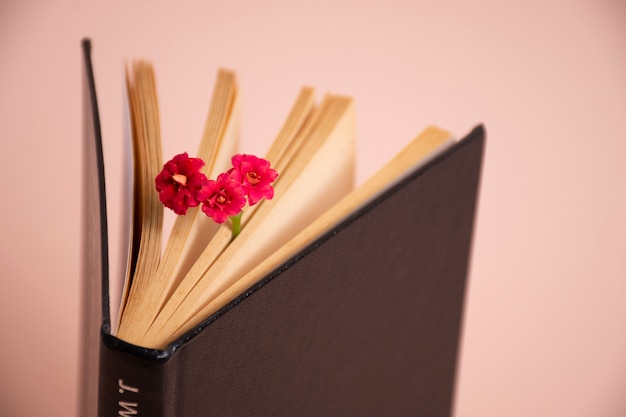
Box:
(97, 335), (174, 417)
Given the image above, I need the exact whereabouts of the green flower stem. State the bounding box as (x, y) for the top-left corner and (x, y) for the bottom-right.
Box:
(230, 212), (243, 241)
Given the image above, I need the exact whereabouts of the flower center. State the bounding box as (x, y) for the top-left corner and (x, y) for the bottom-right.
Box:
(172, 174), (187, 186)
(216, 194), (227, 205)
(247, 171), (260, 185)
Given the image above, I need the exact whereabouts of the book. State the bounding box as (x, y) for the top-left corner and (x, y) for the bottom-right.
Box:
(81, 39), (485, 417)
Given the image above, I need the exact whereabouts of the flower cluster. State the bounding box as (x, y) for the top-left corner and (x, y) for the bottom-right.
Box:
(155, 153), (278, 226)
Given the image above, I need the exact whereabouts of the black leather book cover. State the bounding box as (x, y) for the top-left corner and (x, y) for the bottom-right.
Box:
(83, 39), (485, 417)
(80, 38), (109, 417)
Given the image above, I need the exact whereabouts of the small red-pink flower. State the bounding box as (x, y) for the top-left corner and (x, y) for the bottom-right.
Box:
(229, 154), (279, 206)
(200, 172), (247, 224)
(155, 152), (209, 215)
(156, 152), (279, 233)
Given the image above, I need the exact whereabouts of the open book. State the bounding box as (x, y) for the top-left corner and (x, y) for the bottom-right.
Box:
(81, 39), (485, 417)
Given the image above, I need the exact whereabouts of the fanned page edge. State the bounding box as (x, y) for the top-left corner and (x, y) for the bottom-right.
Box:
(115, 67), (139, 329)
(131, 70), (240, 339)
(142, 95), (357, 348)
(115, 62), (166, 343)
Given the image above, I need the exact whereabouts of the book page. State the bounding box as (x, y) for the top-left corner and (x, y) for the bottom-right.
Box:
(115, 62), (164, 342)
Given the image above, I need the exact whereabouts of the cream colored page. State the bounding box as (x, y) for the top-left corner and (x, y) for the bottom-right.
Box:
(114, 77), (135, 331)
(116, 70), (238, 344)
(116, 62), (164, 341)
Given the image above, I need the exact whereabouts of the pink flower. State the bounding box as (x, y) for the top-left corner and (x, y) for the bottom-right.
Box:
(155, 152), (209, 215)
(229, 154), (279, 206)
(200, 172), (247, 223)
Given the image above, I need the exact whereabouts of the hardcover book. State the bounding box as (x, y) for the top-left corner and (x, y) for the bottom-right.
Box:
(80, 39), (485, 417)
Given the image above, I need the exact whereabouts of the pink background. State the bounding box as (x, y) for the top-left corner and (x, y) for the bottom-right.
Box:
(1, 1), (625, 416)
